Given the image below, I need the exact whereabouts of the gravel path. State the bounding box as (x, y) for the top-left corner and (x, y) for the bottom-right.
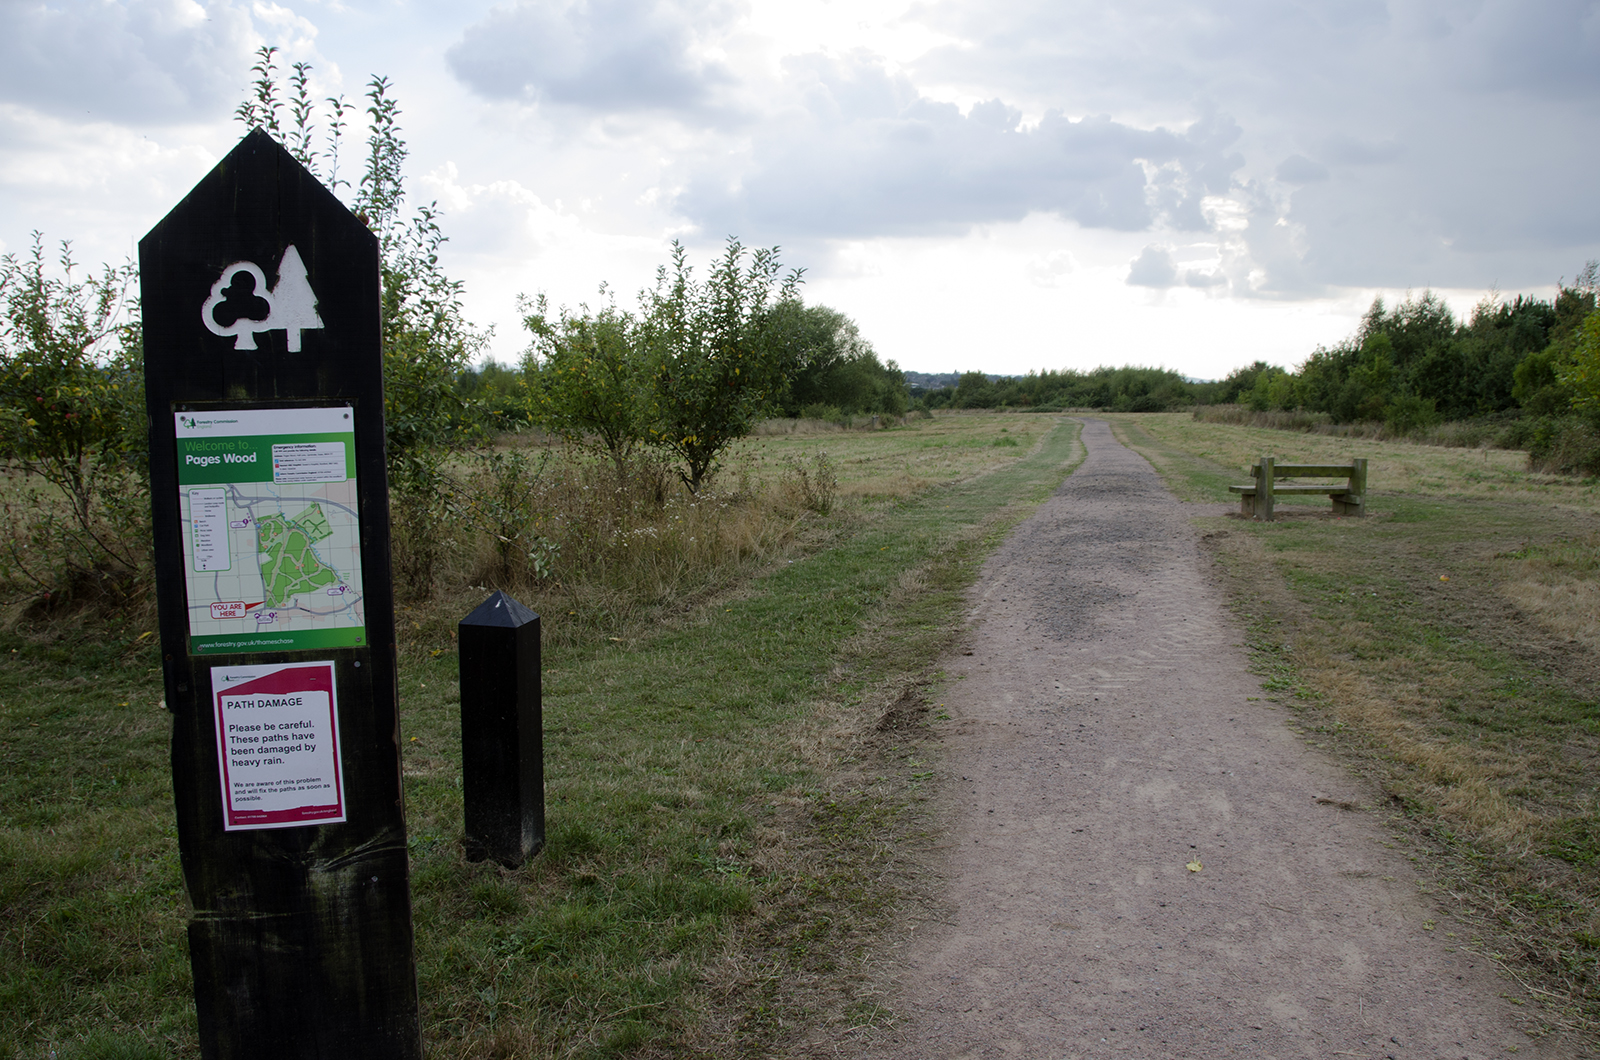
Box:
(825, 419), (1578, 1060)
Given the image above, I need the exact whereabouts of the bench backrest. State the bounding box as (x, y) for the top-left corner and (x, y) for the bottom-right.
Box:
(1252, 456), (1367, 494)
(1253, 463), (1359, 479)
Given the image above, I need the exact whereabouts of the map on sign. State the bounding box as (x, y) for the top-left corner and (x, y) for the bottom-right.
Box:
(175, 407), (365, 655)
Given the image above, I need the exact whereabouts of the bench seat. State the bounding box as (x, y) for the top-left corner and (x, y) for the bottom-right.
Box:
(1227, 484), (1355, 496)
(1230, 457), (1367, 520)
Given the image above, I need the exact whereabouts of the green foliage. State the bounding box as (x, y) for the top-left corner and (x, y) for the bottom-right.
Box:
(952, 370), (998, 409)
(641, 239), (802, 491)
(1526, 415), (1600, 476)
(454, 360), (528, 428)
(917, 365), (1197, 412)
(1557, 304), (1600, 416)
(236, 49), (486, 596)
(1227, 274), (1600, 441)
(1216, 360), (1273, 404)
(522, 290), (654, 473)
(0, 235), (148, 601)
(454, 448), (557, 585)
(772, 304), (907, 416)
(1246, 366), (1298, 412)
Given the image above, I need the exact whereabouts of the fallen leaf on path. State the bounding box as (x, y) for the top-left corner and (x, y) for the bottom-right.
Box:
(1186, 859), (1202, 873)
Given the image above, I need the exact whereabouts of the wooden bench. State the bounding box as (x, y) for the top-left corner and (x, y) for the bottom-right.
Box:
(1228, 456), (1367, 521)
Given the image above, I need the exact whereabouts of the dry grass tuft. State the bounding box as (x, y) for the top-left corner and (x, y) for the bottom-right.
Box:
(1497, 534), (1600, 652)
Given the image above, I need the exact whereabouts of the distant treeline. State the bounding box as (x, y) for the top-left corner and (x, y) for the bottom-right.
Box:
(874, 273), (1600, 435)
(913, 366), (1202, 412)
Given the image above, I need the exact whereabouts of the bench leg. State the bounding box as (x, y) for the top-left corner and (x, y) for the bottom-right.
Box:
(1239, 494), (1256, 517)
(1331, 495), (1364, 516)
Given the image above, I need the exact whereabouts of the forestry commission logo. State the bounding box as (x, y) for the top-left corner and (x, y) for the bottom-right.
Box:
(201, 246), (324, 352)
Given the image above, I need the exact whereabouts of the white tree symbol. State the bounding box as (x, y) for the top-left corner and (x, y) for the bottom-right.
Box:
(201, 246), (324, 351)
(270, 246), (323, 352)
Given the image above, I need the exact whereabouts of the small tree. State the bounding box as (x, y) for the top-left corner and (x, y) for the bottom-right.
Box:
(236, 49), (486, 596)
(640, 239), (802, 491)
(0, 235), (146, 593)
(522, 290), (653, 475)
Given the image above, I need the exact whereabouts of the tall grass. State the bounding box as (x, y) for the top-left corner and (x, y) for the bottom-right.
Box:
(1193, 403), (1600, 476)
(430, 443), (838, 645)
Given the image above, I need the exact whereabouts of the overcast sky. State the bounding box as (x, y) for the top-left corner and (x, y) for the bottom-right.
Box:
(4, 0), (1598, 379)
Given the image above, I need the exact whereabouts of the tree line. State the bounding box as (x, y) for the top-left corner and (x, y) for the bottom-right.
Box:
(1215, 275), (1600, 429)
(911, 365), (1201, 411)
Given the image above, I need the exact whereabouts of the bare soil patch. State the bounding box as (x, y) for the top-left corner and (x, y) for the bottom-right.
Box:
(794, 419), (1587, 1059)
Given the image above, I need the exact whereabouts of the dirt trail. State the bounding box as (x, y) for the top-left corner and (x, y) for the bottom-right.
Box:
(816, 420), (1580, 1060)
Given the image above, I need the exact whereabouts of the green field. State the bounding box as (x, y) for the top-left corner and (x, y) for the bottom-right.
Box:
(0, 413), (1083, 1059)
(8, 407), (1597, 1054)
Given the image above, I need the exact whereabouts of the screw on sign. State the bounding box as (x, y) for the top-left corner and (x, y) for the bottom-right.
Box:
(140, 129), (419, 1058)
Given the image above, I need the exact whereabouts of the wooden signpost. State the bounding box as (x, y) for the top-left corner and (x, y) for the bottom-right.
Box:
(140, 129), (421, 1058)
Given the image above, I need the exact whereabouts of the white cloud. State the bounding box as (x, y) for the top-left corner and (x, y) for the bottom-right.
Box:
(907, 0), (1600, 291)
(671, 52), (1243, 242)
(0, 0), (259, 124)
(1127, 243), (1177, 287)
(447, 0), (738, 114)
(3, 0), (1593, 379)
(1026, 249), (1078, 288)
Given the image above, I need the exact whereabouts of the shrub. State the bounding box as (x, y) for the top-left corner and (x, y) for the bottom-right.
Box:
(0, 235), (148, 609)
(1528, 417), (1600, 477)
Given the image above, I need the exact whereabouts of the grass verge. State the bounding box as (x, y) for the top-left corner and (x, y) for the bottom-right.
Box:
(1, 414), (1083, 1059)
(1104, 413), (1600, 1041)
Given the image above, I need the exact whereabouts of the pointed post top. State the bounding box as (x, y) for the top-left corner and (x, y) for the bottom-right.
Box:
(461, 590), (539, 629)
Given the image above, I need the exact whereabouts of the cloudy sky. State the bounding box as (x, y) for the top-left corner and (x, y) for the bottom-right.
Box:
(4, 0), (1599, 379)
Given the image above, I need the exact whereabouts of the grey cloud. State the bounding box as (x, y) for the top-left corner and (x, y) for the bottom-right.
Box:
(447, 0), (736, 112)
(1184, 268), (1227, 287)
(1439, 0), (1600, 98)
(1318, 135), (1402, 167)
(1275, 155), (1328, 184)
(908, 0), (1600, 293)
(674, 54), (1244, 240)
(1127, 244), (1177, 287)
(0, 0), (255, 124)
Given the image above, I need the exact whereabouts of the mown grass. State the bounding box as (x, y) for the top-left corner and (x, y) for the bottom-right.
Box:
(1104, 412), (1600, 1038)
(1116, 410), (1600, 510)
(1, 412), (1083, 1059)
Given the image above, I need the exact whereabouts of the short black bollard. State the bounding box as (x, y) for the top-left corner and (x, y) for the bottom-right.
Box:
(458, 591), (545, 867)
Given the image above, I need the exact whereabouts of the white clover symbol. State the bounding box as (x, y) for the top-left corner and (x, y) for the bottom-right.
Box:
(202, 261), (276, 350)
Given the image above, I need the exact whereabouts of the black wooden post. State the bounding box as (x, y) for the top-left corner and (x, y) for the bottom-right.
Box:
(140, 129), (420, 1058)
(458, 591), (544, 867)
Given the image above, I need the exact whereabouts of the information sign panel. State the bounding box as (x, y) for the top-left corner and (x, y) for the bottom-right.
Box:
(140, 129), (420, 1056)
(212, 661), (345, 830)
(175, 406), (365, 654)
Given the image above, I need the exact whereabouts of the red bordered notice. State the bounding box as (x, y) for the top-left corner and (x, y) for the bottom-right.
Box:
(212, 661), (345, 831)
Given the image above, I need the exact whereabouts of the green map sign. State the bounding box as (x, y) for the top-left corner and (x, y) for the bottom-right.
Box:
(175, 407), (366, 654)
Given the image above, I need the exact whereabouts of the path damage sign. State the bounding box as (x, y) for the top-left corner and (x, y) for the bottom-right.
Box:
(213, 661), (345, 830)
